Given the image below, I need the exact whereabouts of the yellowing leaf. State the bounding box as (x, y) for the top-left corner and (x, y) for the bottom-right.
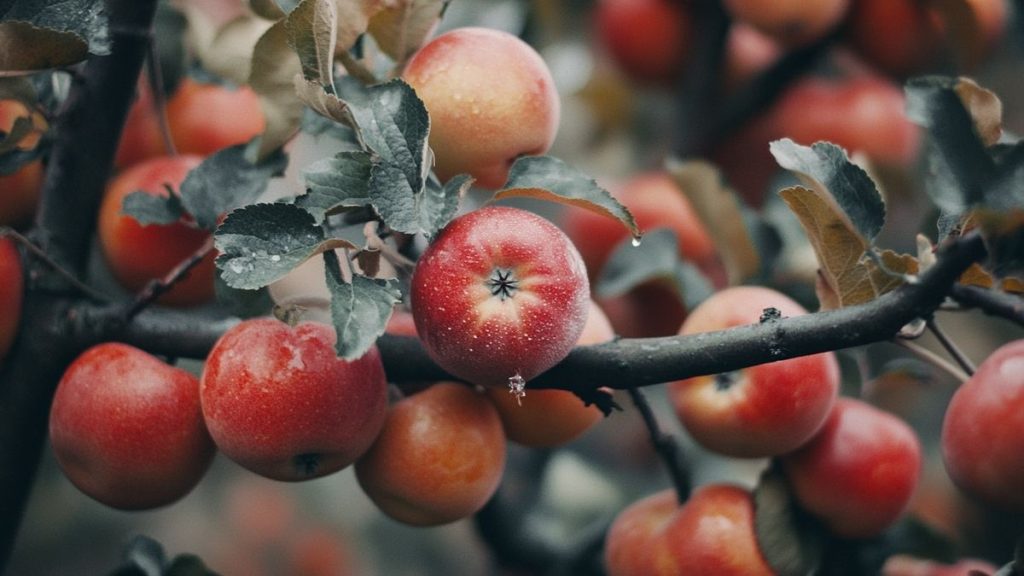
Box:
(334, 0), (385, 53)
(249, 19), (304, 159)
(958, 263), (995, 288)
(866, 250), (919, 296)
(189, 12), (274, 85)
(954, 77), (1002, 146)
(368, 0), (445, 63)
(0, 21), (88, 73)
(666, 159), (759, 285)
(1001, 277), (1024, 294)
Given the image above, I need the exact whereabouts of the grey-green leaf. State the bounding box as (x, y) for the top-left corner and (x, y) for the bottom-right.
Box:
(180, 142), (289, 230)
(121, 190), (185, 226)
(770, 139), (886, 242)
(324, 250), (401, 360)
(215, 203), (354, 289)
(297, 150), (374, 221)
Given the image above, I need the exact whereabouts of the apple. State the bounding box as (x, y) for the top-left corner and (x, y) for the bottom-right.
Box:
(410, 206), (590, 388)
(592, 0), (691, 86)
(846, 0), (1007, 77)
(48, 343), (215, 509)
(882, 554), (997, 576)
(402, 27), (560, 189)
(942, 339), (1024, 510)
(97, 154), (217, 306)
(115, 77), (265, 170)
(782, 397), (922, 539)
(597, 279), (688, 338)
(200, 317), (388, 481)
(771, 75), (920, 166)
(0, 237), (23, 363)
(561, 171), (722, 284)
(724, 23), (782, 91)
(485, 300), (613, 447)
(668, 285), (840, 458)
(723, 0), (849, 46)
(0, 99), (45, 228)
(354, 382), (506, 526)
(605, 484), (774, 576)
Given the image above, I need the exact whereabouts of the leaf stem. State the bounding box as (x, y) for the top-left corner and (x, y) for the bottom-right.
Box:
(895, 339), (969, 383)
(627, 387), (691, 503)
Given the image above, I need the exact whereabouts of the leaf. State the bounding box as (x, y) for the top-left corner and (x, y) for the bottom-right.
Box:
(419, 173), (471, 237)
(333, 0), (383, 53)
(753, 466), (824, 576)
(323, 250), (401, 360)
(865, 249), (919, 296)
(368, 0), (447, 62)
(164, 555), (220, 576)
(905, 76), (995, 214)
(954, 77), (1003, 147)
(249, 19), (303, 159)
(770, 139), (886, 242)
(122, 190), (185, 226)
(179, 142), (289, 230)
(779, 186), (876, 309)
(0, 114), (34, 155)
(0, 75), (37, 105)
(286, 0), (337, 86)
(215, 203), (356, 289)
(974, 208), (1024, 278)
(248, 0), (289, 20)
(351, 79), (430, 194)
(596, 228), (712, 311)
(297, 150), (374, 221)
(0, 0), (109, 72)
(113, 535), (165, 576)
(214, 276), (274, 318)
(495, 155), (640, 241)
(189, 12), (274, 86)
(665, 158), (761, 284)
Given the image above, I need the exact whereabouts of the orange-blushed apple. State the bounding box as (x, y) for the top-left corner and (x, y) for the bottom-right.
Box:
(605, 484), (774, 576)
(402, 27), (560, 189)
(0, 99), (45, 227)
(668, 285), (840, 458)
(355, 382), (506, 526)
(98, 154), (216, 306)
(0, 237), (23, 363)
(411, 206), (589, 388)
(783, 397), (922, 539)
(200, 318), (388, 481)
(49, 343), (215, 509)
(486, 300), (614, 447)
(942, 339), (1024, 511)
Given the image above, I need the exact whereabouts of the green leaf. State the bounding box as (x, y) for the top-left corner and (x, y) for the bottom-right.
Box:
(596, 228), (712, 311)
(753, 466), (824, 576)
(323, 250), (401, 360)
(248, 19), (303, 159)
(164, 555), (220, 576)
(294, 77), (360, 136)
(297, 150), (374, 221)
(215, 203), (355, 289)
(179, 142), (289, 230)
(495, 155), (640, 241)
(368, 0), (447, 62)
(420, 173), (471, 238)
(214, 276), (274, 318)
(905, 76), (995, 214)
(0, 0), (109, 72)
(770, 139), (886, 242)
(111, 535), (165, 576)
(286, 0), (336, 86)
(122, 190), (185, 226)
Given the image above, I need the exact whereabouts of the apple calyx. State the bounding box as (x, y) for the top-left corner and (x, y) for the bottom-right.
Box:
(487, 268), (520, 301)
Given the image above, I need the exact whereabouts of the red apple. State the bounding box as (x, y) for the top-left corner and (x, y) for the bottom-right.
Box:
(597, 279), (688, 338)
(200, 318), (388, 481)
(0, 237), (23, 363)
(0, 99), (45, 227)
(593, 0), (692, 86)
(485, 300), (613, 447)
(98, 154), (217, 306)
(942, 339), (1024, 510)
(668, 285), (840, 457)
(410, 206), (590, 387)
(355, 382), (506, 526)
(882, 554), (997, 576)
(48, 343), (215, 509)
(115, 77), (265, 170)
(402, 27), (560, 189)
(605, 484), (774, 576)
(724, 0), (849, 46)
(783, 397), (922, 539)
(724, 23), (783, 91)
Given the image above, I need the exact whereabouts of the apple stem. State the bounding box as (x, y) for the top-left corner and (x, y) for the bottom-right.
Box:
(627, 387), (691, 503)
(926, 317), (977, 376)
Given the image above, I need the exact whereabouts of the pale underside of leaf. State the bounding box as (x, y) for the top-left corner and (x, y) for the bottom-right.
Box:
(249, 19), (304, 159)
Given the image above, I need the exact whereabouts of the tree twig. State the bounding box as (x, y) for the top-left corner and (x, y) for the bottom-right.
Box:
(627, 387), (691, 503)
(0, 228), (108, 302)
(949, 284), (1024, 328)
(124, 235), (214, 320)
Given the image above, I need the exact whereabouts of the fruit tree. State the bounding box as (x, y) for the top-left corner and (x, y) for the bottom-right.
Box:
(1, 0), (1023, 574)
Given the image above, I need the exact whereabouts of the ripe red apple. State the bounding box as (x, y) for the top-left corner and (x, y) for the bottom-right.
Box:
(597, 279), (688, 338)
(115, 77), (265, 169)
(605, 484), (774, 576)
(0, 99), (45, 227)
(0, 237), (23, 363)
(668, 285), (839, 458)
(942, 339), (1024, 510)
(355, 382), (506, 526)
(410, 206), (590, 388)
(724, 23), (782, 91)
(724, 0), (849, 46)
(782, 397), (922, 539)
(592, 0), (692, 86)
(200, 318), (388, 481)
(485, 300), (613, 447)
(561, 171), (722, 284)
(48, 343), (215, 510)
(402, 27), (560, 189)
(772, 75), (920, 166)
(97, 154), (217, 306)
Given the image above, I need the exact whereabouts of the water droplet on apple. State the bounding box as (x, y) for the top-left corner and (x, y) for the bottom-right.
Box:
(631, 236), (642, 247)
